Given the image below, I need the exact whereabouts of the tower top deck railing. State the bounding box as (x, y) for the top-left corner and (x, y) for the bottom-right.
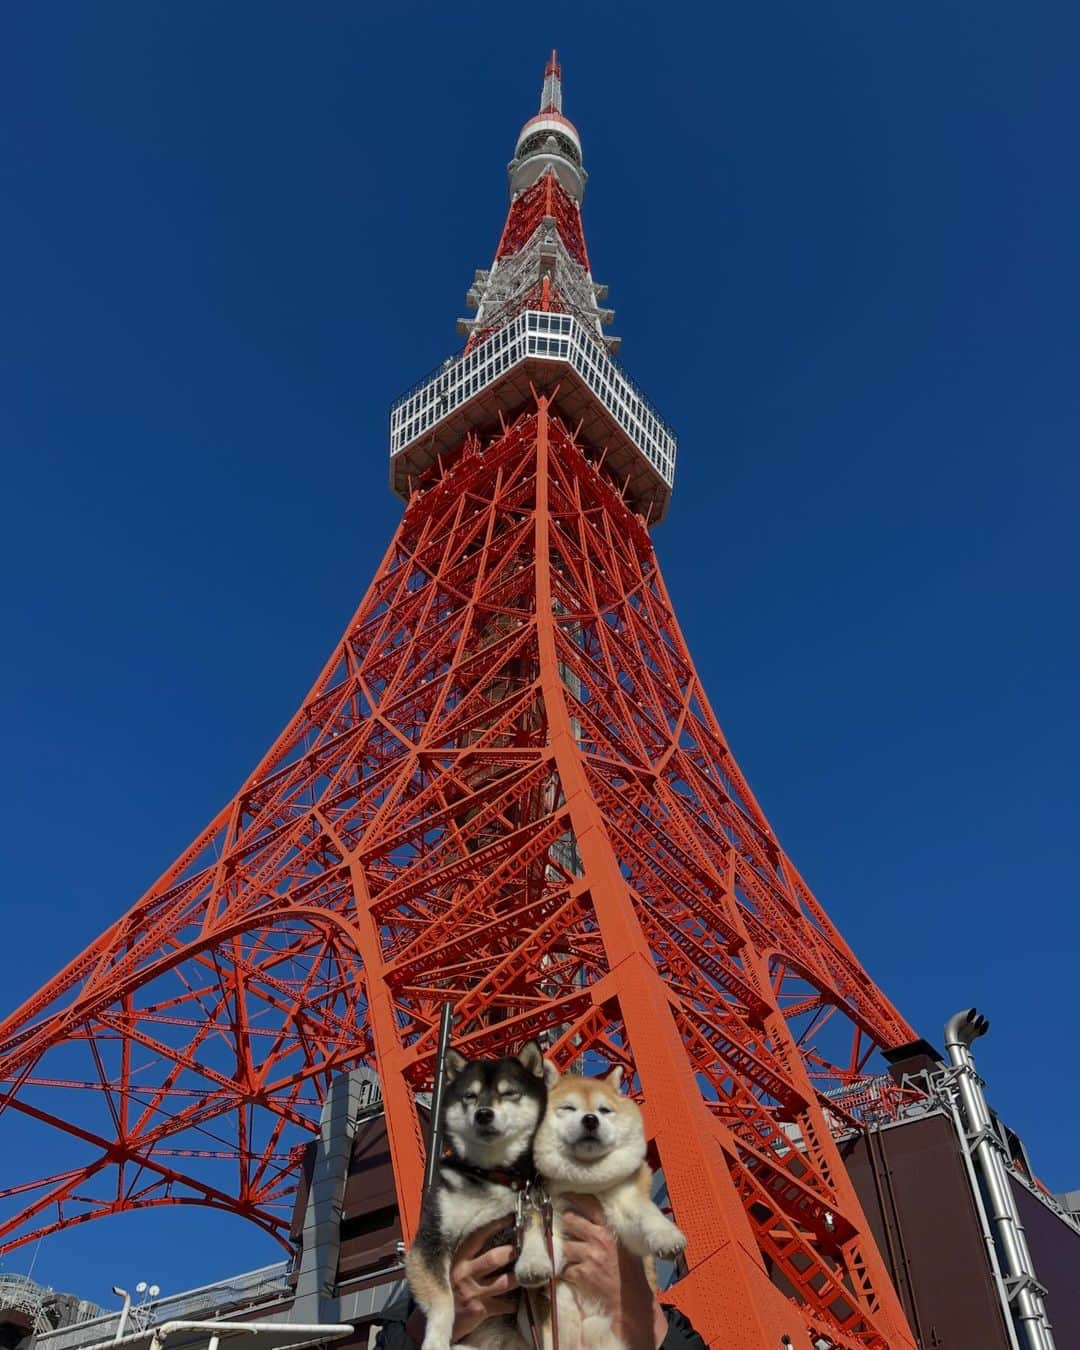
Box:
(389, 310), (677, 508)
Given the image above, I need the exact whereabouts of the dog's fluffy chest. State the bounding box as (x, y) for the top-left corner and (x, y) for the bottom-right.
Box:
(435, 1167), (518, 1244)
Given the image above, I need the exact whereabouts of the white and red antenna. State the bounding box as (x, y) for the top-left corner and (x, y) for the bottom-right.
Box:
(540, 48), (562, 113)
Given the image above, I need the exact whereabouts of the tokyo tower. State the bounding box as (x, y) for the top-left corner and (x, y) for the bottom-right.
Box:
(0, 56), (922, 1350)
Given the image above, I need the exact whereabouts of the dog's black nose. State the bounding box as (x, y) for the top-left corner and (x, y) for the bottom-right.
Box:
(474, 1106), (495, 1126)
(581, 1113), (599, 1133)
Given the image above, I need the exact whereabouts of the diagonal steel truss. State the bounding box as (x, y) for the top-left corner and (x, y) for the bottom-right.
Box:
(0, 399), (917, 1348)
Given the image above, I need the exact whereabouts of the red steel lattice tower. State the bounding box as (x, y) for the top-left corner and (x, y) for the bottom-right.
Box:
(0, 57), (920, 1350)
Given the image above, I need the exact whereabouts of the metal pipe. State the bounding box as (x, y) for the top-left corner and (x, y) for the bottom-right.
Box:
(944, 1009), (1056, 1350)
(145, 1320), (353, 1350)
(938, 1080), (1022, 1350)
(423, 1002), (455, 1197)
(112, 1288), (132, 1343)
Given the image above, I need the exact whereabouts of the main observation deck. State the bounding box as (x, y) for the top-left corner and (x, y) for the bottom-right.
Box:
(389, 310), (677, 523)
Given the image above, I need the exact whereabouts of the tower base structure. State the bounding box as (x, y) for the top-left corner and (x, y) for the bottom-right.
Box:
(6, 1031), (1075, 1350)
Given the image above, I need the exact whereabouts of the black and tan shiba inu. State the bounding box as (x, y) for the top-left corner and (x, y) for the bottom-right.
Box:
(406, 1042), (548, 1350)
(515, 1063), (686, 1350)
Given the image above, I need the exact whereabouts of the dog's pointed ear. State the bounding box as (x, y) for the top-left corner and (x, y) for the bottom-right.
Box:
(543, 1058), (561, 1088)
(605, 1065), (624, 1091)
(444, 1048), (468, 1082)
(517, 1040), (545, 1079)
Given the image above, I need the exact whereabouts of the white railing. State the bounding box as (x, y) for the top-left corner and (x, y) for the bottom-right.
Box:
(32, 1265), (291, 1350)
(390, 310), (676, 489)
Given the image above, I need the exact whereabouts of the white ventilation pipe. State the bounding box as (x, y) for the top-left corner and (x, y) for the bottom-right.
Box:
(97, 1318), (353, 1350)
(111, 1288), (132, 1343)
(149, 1321), (353, 1350)
(936, 1077), (1021, 1350)
(944, 1009), (1056, 1350)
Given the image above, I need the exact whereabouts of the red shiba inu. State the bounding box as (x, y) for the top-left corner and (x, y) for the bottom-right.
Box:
(515, 1063), (685, 1350)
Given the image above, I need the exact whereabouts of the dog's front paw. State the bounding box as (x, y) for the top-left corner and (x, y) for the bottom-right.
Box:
(643, 1218), (686, 1260)
(514, 1253), (555, 1288)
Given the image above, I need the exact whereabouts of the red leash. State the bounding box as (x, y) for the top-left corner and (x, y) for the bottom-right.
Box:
(517, 1182), (559, 1350)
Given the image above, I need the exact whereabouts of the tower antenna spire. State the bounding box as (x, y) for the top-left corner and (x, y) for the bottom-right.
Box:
(540, 48), (562, 113)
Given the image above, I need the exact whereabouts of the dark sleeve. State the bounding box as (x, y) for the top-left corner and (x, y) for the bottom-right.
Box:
(373, 1294), (423, 1350)
(660, 1305), (708, 1350)
(373, 1325), (413, 1350)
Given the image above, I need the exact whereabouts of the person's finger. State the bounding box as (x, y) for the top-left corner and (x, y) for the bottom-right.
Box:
(562, 1193), (605, 1222)
(559, 1237), (591, 1267)
(560, 1258), (593, 1285)
(456, 1217), (514, 1260)
(467, 1243), (516, 1276)
(483, 1296), (517, 1318)
(476, 1270), (518, 1296)
(562, 1211), (605, 1241)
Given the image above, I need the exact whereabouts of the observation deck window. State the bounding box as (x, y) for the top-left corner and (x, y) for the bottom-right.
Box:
(390, 310), (677, 493)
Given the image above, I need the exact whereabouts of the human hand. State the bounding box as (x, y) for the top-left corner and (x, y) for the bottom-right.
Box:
(561, 1195), (669, 1350)
(449, 1217), (519, 1339)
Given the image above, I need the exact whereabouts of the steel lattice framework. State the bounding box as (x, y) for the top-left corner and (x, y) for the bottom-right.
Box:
(0, 55), (920, 1350)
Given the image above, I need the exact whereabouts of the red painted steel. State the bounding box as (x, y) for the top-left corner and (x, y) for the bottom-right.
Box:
(0, 62), (921, 1350)
(497, 172), (589, 269)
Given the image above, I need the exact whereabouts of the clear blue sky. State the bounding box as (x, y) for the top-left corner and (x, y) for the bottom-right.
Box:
(2, 0), (1078, 1306)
